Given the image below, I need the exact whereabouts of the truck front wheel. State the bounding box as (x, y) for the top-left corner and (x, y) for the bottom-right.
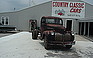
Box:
(65, 45), (72, 49)
(44, 36), (50, 50)
(32, 30), (38, 39)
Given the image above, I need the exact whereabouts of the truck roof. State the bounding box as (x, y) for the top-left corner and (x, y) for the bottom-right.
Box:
(42, 16), (62, 19)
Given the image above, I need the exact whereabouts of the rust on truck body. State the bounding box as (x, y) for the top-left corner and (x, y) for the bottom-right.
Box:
(32, 16), (75, 50)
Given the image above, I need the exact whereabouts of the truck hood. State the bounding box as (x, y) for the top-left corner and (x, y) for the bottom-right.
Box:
(46, 24), (65, 34)
(46, 24), (65, 29)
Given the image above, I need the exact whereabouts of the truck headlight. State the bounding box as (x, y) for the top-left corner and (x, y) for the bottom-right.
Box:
(72, 34), (75, 36)
(51, 32), (55, 35)
(15, 28), (17, 31)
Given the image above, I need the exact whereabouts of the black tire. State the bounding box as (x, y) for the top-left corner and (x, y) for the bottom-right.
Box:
(32, 30), (38, 39)
(71, 35), (74, 41)
(65, 45), (72, 49)
(44, 36), (50, 50)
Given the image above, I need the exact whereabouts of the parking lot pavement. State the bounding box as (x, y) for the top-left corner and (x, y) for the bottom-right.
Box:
(75, 35), (90, 41)
(0, 32), (93, 58)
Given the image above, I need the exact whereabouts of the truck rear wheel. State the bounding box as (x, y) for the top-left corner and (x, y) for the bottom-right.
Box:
(44, 36), (50, 50)
(32, 30), (38, 39)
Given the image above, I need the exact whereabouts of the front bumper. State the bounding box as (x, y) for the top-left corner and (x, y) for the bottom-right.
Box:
(48, 41), (75, 46)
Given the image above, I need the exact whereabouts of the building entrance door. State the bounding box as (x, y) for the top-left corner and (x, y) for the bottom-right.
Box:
(66, 20), (72, 31)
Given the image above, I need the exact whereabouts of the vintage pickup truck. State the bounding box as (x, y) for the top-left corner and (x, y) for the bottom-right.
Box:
(32, 16), (75, 50)
(0, 23), (16, 32)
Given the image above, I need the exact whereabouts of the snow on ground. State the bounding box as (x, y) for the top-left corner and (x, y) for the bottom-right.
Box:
(75, 35), (93, 58)
(0, 32), (47, 58)
(75, 41), (93, 58)
(0, 32), (30, 43)
(0, 32), (93, 58)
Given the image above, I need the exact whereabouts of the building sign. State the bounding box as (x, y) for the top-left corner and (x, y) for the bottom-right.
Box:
(52, 1), (85, 18)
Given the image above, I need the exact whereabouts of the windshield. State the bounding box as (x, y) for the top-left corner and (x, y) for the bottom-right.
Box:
(46, 18), (63, 25)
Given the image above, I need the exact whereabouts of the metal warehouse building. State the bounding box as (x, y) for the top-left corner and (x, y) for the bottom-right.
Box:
(0, 0), (93, 37)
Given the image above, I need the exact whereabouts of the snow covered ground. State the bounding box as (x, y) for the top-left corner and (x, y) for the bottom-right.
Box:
(0, 32), (93, 58)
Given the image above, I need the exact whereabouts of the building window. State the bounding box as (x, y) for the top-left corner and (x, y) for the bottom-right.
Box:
(1, 16), (9, 25)
(1, 17), (4, 25)
(6, 17), (9, 25)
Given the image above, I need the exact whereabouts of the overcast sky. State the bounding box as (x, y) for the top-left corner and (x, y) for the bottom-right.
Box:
(0, 0), (50, 13)
(0, 0), (93, 13)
